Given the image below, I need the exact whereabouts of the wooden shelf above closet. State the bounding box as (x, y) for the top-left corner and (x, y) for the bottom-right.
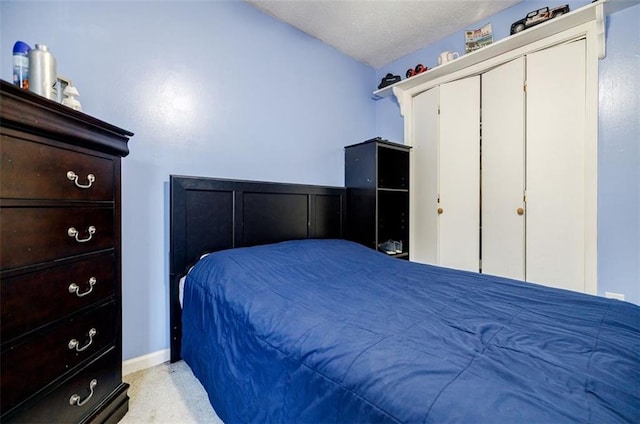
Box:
(373, 0), (631, 101)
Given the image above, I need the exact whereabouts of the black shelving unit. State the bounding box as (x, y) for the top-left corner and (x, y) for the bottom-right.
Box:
(345, 139), (411, 259)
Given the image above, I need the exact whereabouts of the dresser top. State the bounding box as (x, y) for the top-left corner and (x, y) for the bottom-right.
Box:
(1, 80), (133, 157)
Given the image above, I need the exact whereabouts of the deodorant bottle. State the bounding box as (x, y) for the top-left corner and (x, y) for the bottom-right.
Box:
(28, 44), (57, 100)
(12, 41), (30, 89)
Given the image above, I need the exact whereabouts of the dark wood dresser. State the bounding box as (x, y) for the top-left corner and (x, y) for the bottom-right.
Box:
(0, 80), (132, 423)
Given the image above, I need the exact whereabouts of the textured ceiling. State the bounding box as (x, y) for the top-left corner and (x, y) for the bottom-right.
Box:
(245, 0), (523, 68)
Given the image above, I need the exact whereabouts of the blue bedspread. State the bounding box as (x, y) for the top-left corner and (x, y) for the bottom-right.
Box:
(182, 239), (640, 423)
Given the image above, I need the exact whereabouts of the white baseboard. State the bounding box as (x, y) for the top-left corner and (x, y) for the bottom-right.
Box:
(122, 349), (170, 376)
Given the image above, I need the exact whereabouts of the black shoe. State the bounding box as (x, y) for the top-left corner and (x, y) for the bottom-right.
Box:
(378, 73), (401, 89)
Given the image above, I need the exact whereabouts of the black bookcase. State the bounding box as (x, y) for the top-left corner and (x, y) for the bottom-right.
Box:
(345, 139), (411, 259)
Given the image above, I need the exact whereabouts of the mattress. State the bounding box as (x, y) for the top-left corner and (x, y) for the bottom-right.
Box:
(181, 239), (640, 423)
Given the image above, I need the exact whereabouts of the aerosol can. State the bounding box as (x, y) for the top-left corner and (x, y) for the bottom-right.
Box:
(12, 41), (30, 89)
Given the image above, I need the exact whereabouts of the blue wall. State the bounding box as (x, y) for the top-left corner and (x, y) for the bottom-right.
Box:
(597, 5), (640, 306)
(374, 1), (640, 305)
(0, 0), (376, 360)
(1, 0), (637, 362)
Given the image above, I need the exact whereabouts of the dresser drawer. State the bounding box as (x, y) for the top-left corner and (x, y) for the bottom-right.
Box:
(1, 302), (117, 413)
(0, 206), (114, 270)
(1, 254), (116, 342)
(2, 347), (122, 424)
(1, 134), (115, 201)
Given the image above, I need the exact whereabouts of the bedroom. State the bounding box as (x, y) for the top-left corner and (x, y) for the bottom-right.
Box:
(1, 0), (638, 422)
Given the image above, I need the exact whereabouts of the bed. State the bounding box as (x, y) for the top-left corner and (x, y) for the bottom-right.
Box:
(169, 175), (640, 423)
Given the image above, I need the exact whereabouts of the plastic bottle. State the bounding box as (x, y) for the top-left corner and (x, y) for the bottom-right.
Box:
(29, 44), (57, 100)
(12, 41), (31, 89)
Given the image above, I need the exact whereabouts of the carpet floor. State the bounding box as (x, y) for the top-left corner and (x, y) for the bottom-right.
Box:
(120, 361), (223, 423)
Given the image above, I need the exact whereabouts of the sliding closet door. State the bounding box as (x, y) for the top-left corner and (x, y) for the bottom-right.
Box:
(439, 76), (480, 272)
(482, 58), (526, 280)
(412, 87), (439, 265)
(526, 40), (586, 291)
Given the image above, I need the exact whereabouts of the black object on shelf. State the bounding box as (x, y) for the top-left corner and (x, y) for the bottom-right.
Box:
(510, 5), (570, 35)
(377, 73), (401, 90)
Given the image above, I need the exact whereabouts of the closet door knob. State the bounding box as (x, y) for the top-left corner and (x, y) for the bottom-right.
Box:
(437, 207), (444, 215)
(517, 208), (525, 215)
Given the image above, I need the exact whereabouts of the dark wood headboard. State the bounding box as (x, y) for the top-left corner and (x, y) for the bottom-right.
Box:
(169, 175), (346, 362)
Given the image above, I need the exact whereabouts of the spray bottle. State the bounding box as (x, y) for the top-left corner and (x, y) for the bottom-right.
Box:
(12, 41), (31, 89)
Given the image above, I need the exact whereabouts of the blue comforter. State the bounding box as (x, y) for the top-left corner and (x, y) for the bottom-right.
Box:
(182, 239), (640, 423)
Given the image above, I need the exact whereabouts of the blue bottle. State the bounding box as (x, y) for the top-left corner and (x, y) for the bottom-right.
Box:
(13, 41), (31, 89)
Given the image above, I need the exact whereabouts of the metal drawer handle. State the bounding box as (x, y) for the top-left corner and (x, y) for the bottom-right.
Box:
(68, 277), (97, 297)
(69, 277), (98, 297)
(68, 226), (96, 243)
(68, 328), (97, 352)
(67, 171), (95, 189)
(69, 379), (97, 407)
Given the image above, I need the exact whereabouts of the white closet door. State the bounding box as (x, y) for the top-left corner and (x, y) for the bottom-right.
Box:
(526, 40), (586, 292)
(412, 87), (440, 265)
(439, 76), (480, 272)
(482, 58), (526, 280)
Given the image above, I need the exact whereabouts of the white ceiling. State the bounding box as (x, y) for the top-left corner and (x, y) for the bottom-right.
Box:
(245, 0), (523, 68)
